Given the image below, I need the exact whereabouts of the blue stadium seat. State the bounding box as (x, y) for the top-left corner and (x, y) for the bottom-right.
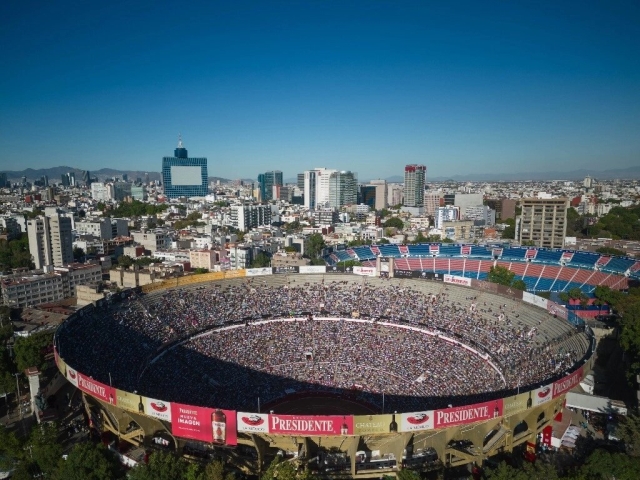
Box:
(501, 247), (527, 260)
(378, 244), (401, 257)
(569, 251), (598, 267)
(535, 249), (562, 264)
(352, 246), (374, 260)
(407, 244), (430, 256)
(605, 257), (635, 273)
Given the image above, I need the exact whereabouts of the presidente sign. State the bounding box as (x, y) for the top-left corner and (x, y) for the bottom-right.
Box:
(434, 399), (503, 428)
(269, 415), (354, 435)
(553, 367), (584, 398)
(76, 372), (115, 405)
(443, 275), (471, 287)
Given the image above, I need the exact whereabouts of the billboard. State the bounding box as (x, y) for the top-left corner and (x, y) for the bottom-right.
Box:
(352, 266), (377, 277)
(66, 366), (79, 388)
(237, 412), (269, 433)
(522, 291), (548, 309)
(245, 267), (272, 277)
(325, 265), (346, 274)
(532, 384), (553, 406)
(269, 415), (353, 435)
(547, 301), (568, 320)
(299, 266), (327, 274)
(400, 411), (434, 432)
(553, 367), (583, 398)
(434, 399), (503, 428)
(272, 266), (300, 274)
(170, 403), (237, 446)
(444, 275), (471, 287)
(77, 372), (116, 405)
(502, 393), (532, 416)
(353, 414), (396, 435)
(115, 390), (172, 422)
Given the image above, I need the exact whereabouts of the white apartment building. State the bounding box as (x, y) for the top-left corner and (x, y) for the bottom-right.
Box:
(435, 206), (460, 229)
(27, 214), (73, 269)
(91, 182), (113, 201)
(132, 229), (171, 253)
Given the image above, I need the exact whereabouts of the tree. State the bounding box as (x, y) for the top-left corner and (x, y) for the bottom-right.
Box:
(501, 218), (516, 239)
(55, 442), (124, 480)
(14, 332), (52, 372)
(338, 260), (362, 268)
(0, 424), (24, 470)
(596, 246), (626, 256)
(304, 234), (325, 259)
(128, 451), (188, 480)
(578, 448), (640, 479)
(511, 279), (527, 291)
(487, 265), (515, 287)
(117, 255), (134, 268)
(382, 217), (404, 230)
(617, 414), (640, 457)
(411, 232), (428, 244)
(396, 469), (422, 480)
(29, 421), (63, 477)
(73, 246), (85, 261)
(251, 252), (271, 268)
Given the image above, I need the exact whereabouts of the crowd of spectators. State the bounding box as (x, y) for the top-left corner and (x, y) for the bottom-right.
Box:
(56, 276), (590, 413)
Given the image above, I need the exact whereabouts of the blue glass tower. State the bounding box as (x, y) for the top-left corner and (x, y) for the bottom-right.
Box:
(162, 137), (208, 198)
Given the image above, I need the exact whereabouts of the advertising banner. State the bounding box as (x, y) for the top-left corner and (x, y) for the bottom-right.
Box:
(299, 266), (327, 274)
(471, 279), (499, 293)
(272, 266), (300, 274)
(115, 389), (141, 413)
(352, 266), (377, 277)
(237, 412), (269, 433)
(325, 265), (346, 274)
(434, 399), (503, 429)
(496, 284), (524, 300)
(393, 269), (414, 278)
(522, 292), (548, 309)
(547, 301), (568, 320)
(170, 403), (237, 446)
(245, 267), (272, 277)
(553, 367), (583, 398)
(400, 411), (434, 432)
(66, 366), (79, 388)
(353, 414), (396, 435)
(541, 425), (553, 446)
(77, 372), (116, 405)
(444, 275), (471, 287)
(269, 414), (354, 436)
(533, 384), (553, 406)
(502, 392), (532, 416)
(208, 272), (225, 280)
(145, 397), (172, 422)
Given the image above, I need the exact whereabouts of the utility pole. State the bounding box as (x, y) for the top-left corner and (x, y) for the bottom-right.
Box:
(13, 373), (22, 419)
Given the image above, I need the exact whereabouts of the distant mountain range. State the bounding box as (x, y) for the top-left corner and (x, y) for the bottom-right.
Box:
(5, 165), (640, 184)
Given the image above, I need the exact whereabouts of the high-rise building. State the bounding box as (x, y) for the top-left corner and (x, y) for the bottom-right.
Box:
(257, 170), (283, 202)
(82, 171), (91, 186)
(162, 137), (208, 198)
(403, 165), (426, 208)
(369, 180), (387, 210)
(328, 171), (357, 209)
(297, 173), (305, 190)
(517, 198), (568, 249)
(359, 185), (377, 209)
(91, 182), (113, 202)
(303, 168), (337, 210)
(27, 214), (73, 269)
(61, 174), (70, 187)
(424, 192), (442, 216)
(0, 173), (7, 188)
(230, 205), (272, 232)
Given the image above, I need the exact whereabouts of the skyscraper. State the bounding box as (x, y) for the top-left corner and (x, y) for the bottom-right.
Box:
(27, 213), (73, 269)
(403, 164), (426, 208)
(162, 137), (208, 198)
(328, 171), (357, 208)
(303, 167), (336, 210)
(517, 197), (568, 249)
(257, 170), (283, 202)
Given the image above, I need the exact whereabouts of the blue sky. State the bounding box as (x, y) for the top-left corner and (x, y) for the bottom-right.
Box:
(1, 1), (639, 181)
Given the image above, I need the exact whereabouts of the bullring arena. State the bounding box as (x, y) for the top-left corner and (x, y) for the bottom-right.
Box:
(54, 243), (640, 476)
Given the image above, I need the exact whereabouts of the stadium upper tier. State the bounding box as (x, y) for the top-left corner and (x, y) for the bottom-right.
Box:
(325, 244), (639, 293)
(56, 275), (591, 414)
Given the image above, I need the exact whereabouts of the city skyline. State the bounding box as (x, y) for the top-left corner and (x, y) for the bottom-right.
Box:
(1, 1), (639, 179)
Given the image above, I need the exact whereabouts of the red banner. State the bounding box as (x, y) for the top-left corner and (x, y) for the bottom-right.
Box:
(269, 415), (353, 435)
(170, 403), (237, 446)
(77, 372), (116, 405)
(434, 399), (503, 428)
(541, 425), (552, 446)
(553, 367), (583, 398)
